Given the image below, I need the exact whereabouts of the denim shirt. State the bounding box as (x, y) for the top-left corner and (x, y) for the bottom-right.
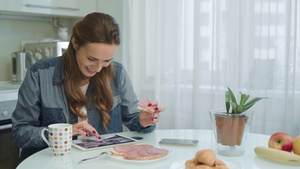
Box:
(11, 56), (155, 151)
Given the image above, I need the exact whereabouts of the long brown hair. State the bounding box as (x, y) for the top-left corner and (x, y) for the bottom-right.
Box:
(63, 12), (120, 129)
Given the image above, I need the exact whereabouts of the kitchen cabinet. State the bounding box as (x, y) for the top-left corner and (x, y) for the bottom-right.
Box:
(0, 0), (97, 18)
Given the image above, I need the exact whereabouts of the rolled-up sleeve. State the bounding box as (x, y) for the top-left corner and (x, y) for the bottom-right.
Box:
(116, 64), (155, 133)
(11, 67), (47, 149)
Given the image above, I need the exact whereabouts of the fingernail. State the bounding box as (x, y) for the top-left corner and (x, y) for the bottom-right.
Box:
(148, 103), (152, 106)
(155, 107), (158, 110)
(98, 136), (101, 139)
(92, 130), (96, 134)
(152, 113), (155, 116)
(85, 134), (89, 137)
(151, 118), (154, 121)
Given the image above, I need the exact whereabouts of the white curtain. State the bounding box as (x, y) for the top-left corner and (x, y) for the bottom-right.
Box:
(122, 0), (300, 137)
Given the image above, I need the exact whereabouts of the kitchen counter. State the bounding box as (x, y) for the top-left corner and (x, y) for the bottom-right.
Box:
(0, 81), (20, 102)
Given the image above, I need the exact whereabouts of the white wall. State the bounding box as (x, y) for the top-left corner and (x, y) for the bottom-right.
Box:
(96, 0), (124, 64)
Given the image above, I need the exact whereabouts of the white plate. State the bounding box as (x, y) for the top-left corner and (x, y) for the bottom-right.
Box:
(108, 150), (172, 163)
(170, 160), (240, 169)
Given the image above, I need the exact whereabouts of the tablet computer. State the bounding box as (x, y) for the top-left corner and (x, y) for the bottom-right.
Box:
(72, 134), (138, 151)
(159, 138), (198, 146)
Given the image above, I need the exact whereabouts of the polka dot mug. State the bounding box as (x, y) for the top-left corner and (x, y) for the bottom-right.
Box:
(41, 123), (72, 157)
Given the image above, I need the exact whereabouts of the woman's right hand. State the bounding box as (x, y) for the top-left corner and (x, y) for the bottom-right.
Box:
(72, 121), (101, 139)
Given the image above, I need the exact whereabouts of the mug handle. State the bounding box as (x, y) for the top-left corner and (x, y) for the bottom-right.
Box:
(41, 128), (50, 147)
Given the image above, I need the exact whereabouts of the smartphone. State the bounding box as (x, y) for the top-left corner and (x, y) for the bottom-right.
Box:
(159, 138), (198, 146)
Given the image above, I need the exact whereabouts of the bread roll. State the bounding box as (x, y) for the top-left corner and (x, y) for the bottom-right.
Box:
(195, 149), (216, 166)
(185, 149), (229, 169)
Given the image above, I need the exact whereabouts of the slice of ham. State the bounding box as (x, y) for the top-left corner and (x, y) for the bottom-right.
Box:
(137, 99), (156, 113)
(113, 145), (138, 155)
(147, 147), (169, 155)
(138, 148), (152, 157)
(111, 144), (169, 161)
(112, 144), (154, 156)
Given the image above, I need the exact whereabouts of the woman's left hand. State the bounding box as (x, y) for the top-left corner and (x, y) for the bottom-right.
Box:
(139, 100), (165, 127)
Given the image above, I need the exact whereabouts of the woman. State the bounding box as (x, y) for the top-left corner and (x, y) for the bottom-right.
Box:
(11, 12), (165, 164)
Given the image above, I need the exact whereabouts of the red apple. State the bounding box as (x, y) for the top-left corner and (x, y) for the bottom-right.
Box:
(268, 132), (293, 152)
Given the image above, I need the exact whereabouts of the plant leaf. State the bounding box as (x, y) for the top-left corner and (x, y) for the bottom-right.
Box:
(239, 92), (250, 106)
(231, 102), (237, 113)
(225, 91), (230, 113)
(227, 87), (237, 105)
(243, 97), (267, 112)
(236, 105), (243, 113)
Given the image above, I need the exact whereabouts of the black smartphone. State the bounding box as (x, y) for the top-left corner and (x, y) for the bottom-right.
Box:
(159, 138), (198, 146)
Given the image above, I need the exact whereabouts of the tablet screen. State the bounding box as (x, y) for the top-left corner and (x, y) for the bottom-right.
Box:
(72, 134), (137, 151)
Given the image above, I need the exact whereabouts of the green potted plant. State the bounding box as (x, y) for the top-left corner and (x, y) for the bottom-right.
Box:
(210, 87), (267, 156)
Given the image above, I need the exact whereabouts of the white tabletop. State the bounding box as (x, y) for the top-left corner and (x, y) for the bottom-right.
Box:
(17, 129), (300, 169)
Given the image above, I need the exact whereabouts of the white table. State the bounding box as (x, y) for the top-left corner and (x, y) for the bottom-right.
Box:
(17, 129), (300, 169)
